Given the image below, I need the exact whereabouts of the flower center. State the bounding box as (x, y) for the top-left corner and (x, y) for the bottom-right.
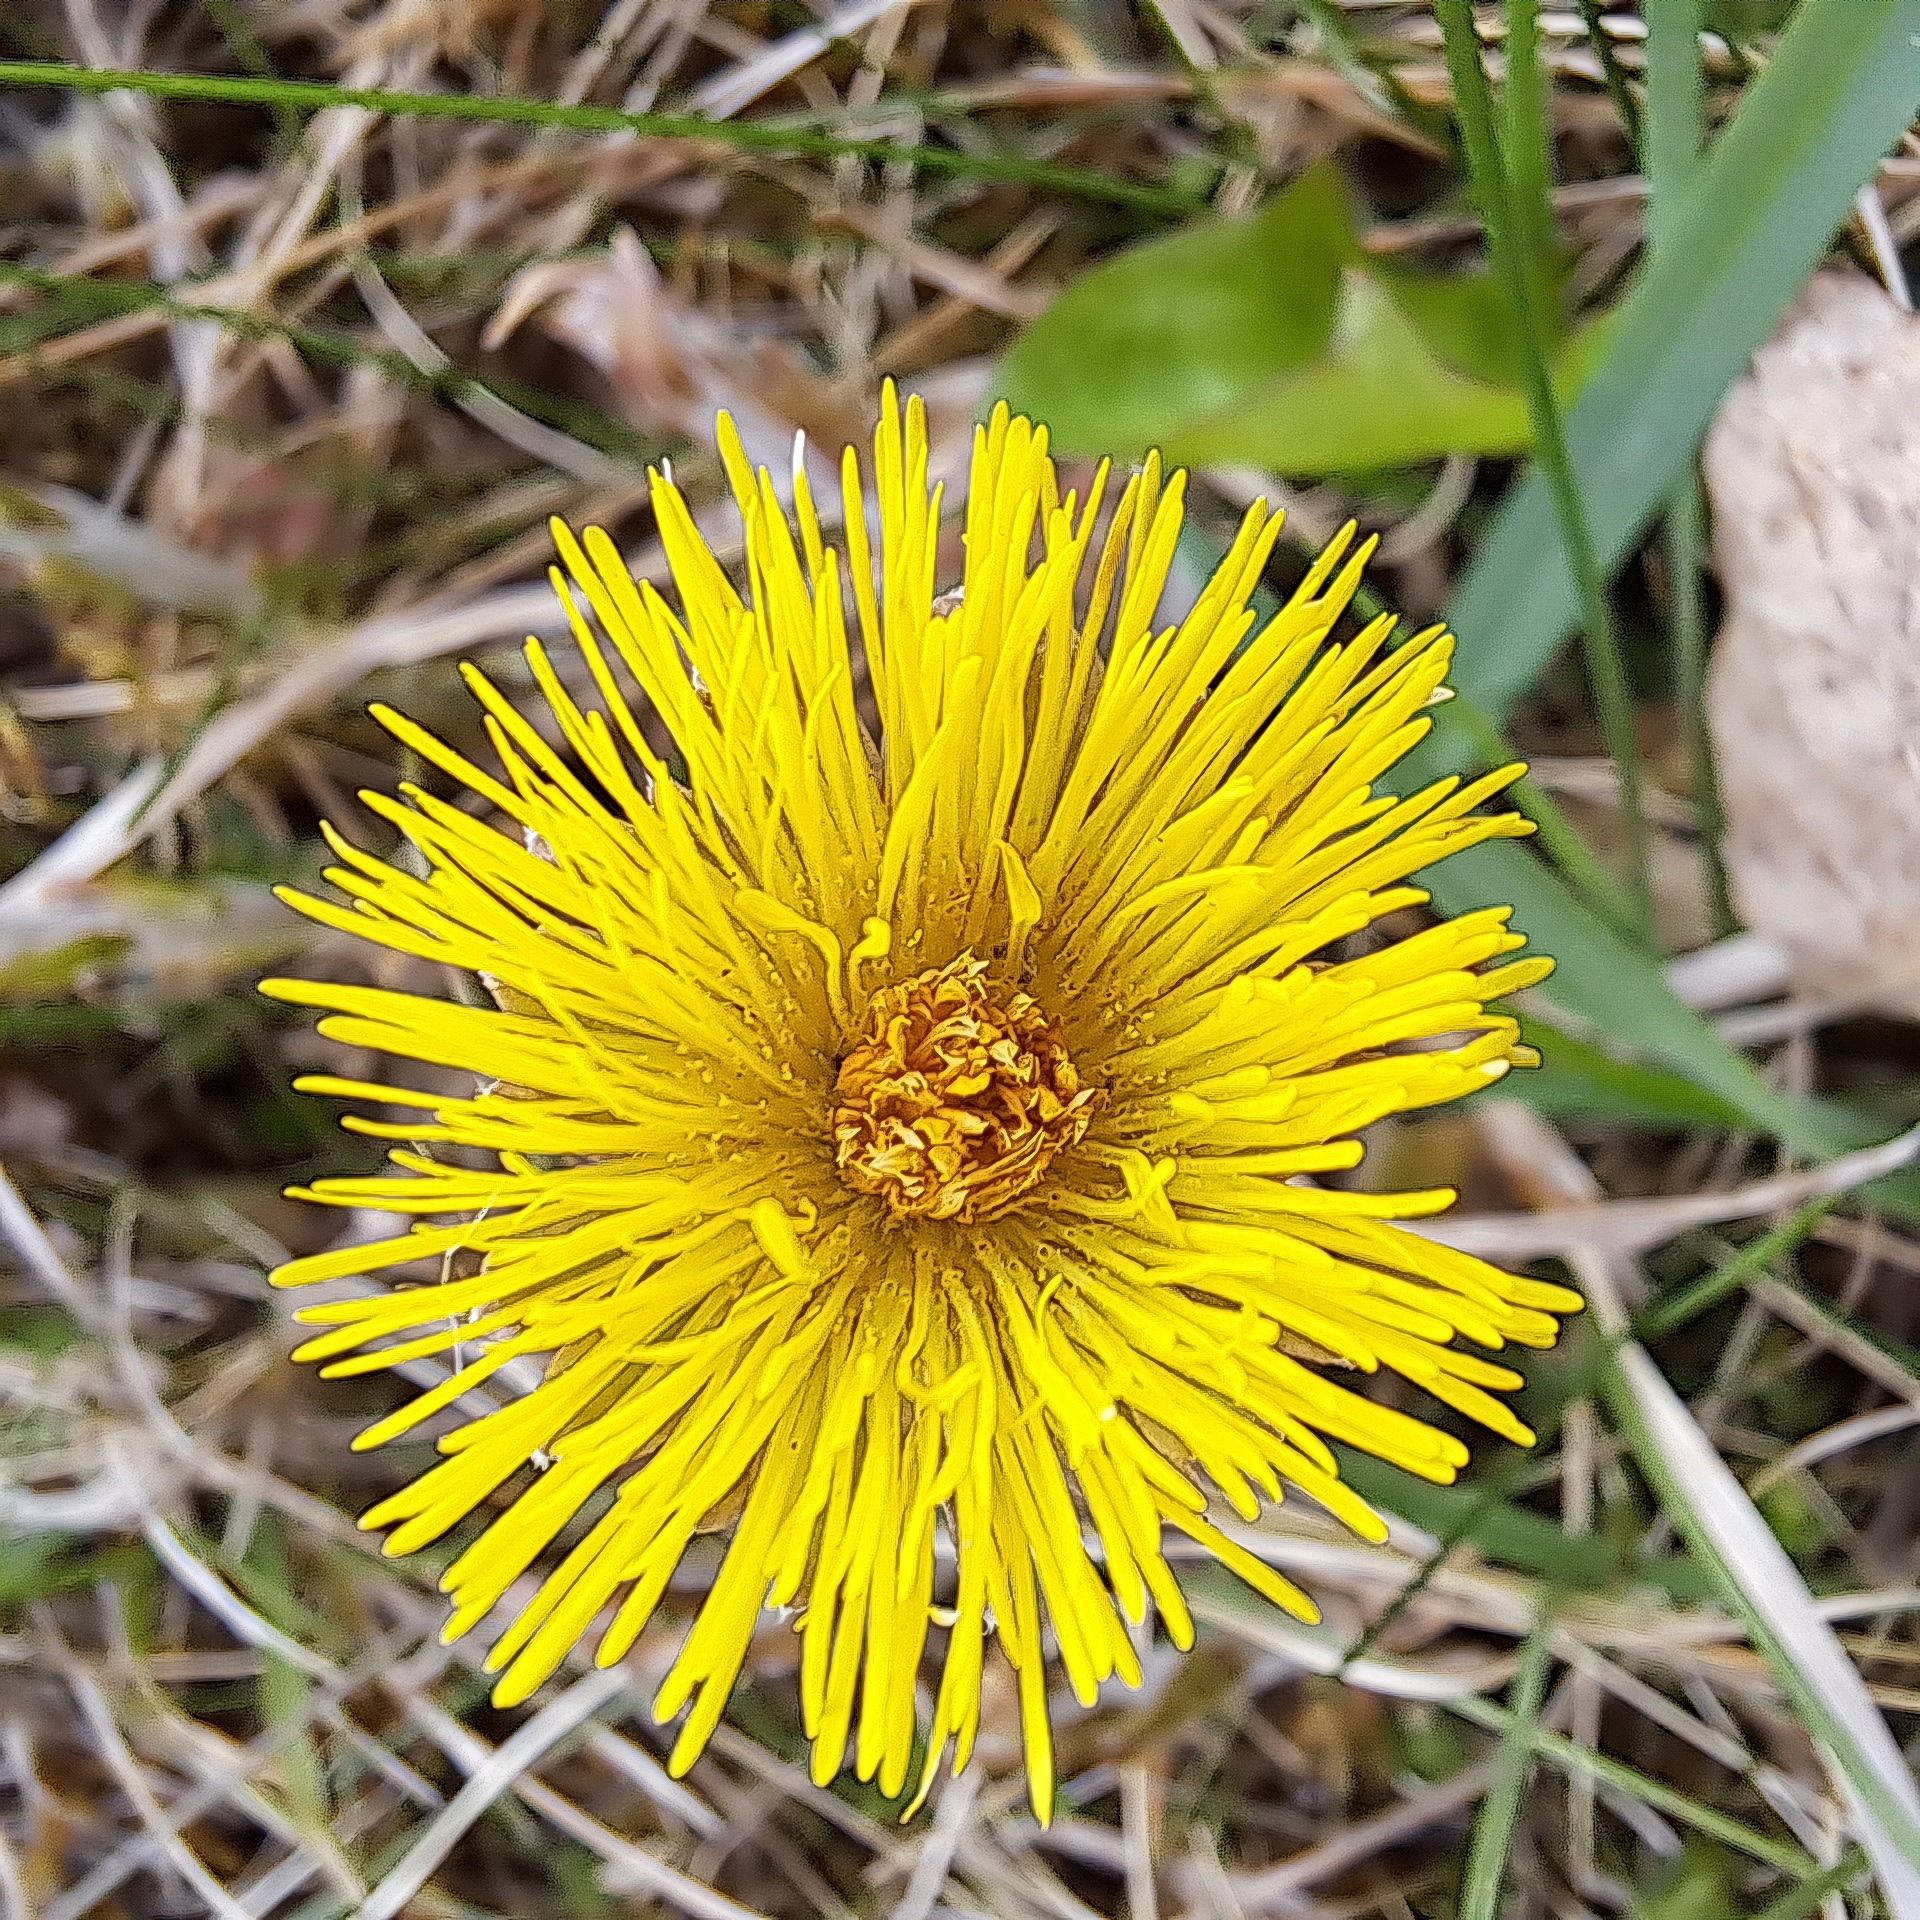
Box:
(830, 958), (1100, 1224)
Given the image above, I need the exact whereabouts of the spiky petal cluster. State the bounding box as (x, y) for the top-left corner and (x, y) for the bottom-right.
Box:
(265, 389), (1578, 1820)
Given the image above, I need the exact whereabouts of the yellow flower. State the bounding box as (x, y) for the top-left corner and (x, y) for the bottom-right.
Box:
(264, 388), (1579, 1821)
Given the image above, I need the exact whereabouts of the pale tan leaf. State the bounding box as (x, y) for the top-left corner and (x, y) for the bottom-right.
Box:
(1705, 269), (1920, 1013)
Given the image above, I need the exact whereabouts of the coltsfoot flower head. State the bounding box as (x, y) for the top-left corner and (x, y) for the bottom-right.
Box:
(832, 957), (1102, 1221)
(265, 387), (1580, 1821)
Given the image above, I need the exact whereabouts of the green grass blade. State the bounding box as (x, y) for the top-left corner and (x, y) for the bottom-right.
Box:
(1574, 0), (1645, 154)
(1599, 1331), (1920, 1893)
(1750, 1855), (1868, 1920)
(1189, 1575), (1819, 1879)
(1511, 1015), (1754, 1131)
(1501, 1), (1556, 271)
(0, 262), (656, 465)
(1443, 694), (1641, 935)
(1636, 1199), (1840, 1342)
(1442, 0), (1920, 721)
(1457, 1601), (1553, 1920)
(1298, 0), (1458, 154)
(1643, 0), (1705, 213)
(1336, 1449), (1710, 1603)
(1401, 0), (1905, 1172)
(1437, 0), (1653, 939)
(1426, 842), (1920, 1221)
(1341, 1203), (1840, 1667)
(1420, 839), (1862, 1161)
(1445, 1692), (1817, 1881)
(1663, 479), (1733, 934)
(1645, 0), (1736, 940)
(0, 60), (1197, 213)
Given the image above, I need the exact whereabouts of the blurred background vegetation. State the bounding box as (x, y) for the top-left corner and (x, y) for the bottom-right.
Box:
(5, 2), (1920, 1917)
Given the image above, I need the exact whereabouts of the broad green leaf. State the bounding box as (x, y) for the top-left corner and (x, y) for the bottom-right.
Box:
(1444, 0), (1920, 721)
(1370, 256), (1556, 386)
(997, 164), (1597, 475)
(995, 164), (1351, 458)
(1161, 271), (1591, 474)
(1706, 0), (1795, 29)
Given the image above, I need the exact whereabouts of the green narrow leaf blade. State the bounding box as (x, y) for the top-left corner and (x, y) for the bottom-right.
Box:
(1422, 838), (1859, 1159)
(1458, 1601), (1554, 1920)
(1444, 0), (1920, 720)
(1601, 1334), (1920, 1895)
(1511, 1016), (1753, 1133)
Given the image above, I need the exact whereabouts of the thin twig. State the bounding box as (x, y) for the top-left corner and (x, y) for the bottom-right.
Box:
(396, 1688), (777, 1920)
(138, 1512), (336, 1681)
(1231, 1764), (1497, 1912)
(0, 1161), (103, 1331)
(895, 1767), (980, 1920)
(360, 1667), (632, 1920)
(1424, 1126), (1920, 1262)
(1120, 1766), (1161, 1920)
(0, 1828), (26, 1920)
(1856, 180), (1915, 311)
(46, 1630), (257, 1920)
